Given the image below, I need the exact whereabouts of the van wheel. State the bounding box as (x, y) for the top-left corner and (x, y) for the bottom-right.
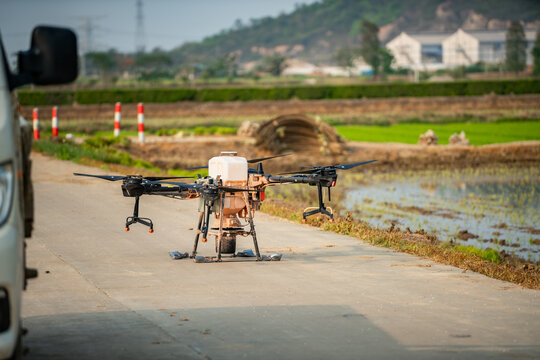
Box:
(9, 329), (22, 360)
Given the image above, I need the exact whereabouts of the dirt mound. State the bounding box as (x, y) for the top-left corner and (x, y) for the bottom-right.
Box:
(253, 114), (344, 155)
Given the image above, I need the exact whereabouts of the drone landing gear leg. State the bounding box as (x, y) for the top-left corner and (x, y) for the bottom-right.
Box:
(302, 184), (334, 221)
(216, 195), (225, 262)
(244, 193), (261, 261)
(190, 211), (204, 258)
(125, 196), (154, 233)
(249, 216), (261, 261)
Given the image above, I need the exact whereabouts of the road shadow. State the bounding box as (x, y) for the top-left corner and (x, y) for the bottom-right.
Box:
(23, 305), (539, 359)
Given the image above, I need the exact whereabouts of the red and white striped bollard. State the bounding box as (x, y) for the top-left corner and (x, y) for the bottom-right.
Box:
(137, 102), (145, 143)
(52, 106), (59, 139)
(33, 108), (40, 140)
(114, 102), (121, 137)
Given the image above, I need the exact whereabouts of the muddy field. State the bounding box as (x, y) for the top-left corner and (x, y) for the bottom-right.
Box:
(127, 136), (540, 174)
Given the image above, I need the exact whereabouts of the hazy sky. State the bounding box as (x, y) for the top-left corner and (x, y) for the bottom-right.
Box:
(0, 0), (318, 56)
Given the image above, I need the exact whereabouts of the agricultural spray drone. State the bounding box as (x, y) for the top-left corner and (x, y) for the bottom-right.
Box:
(74, 152), (376, 261)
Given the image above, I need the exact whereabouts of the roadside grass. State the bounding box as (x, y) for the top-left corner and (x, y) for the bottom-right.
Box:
(335, 120), (540, 145)
(154, 126), (237, 136)
(33, 136), (205, 177)
(260, 199), (539, 289)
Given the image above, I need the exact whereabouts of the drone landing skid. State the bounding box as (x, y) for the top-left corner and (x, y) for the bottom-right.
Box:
(302, 183), (334, 222)
(125, 196), (154, 233)
(302, 206), (333, 220)
(125, 216), (154, 232)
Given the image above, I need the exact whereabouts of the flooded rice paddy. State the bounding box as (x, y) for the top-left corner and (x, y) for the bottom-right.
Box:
(343, 166), (540, 262)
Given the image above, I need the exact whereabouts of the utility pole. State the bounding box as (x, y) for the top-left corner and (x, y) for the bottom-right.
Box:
(136, 0), (146, 54)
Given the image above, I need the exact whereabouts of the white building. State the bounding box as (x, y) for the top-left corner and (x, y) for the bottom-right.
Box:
(442, 29), (538, 66)
(386, 32), (451, 70)
(282, 59), (319, 76)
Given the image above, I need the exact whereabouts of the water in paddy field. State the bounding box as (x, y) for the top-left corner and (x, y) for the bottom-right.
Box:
(343, 167), (540, 263)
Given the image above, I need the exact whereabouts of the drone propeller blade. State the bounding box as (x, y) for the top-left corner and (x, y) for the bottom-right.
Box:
(247, 153), (290, 164)
(333, 160), (377, 170)
(143, 176), (193, 181)
(277, 160), (377, 175)
(185, 165), (208, 170)
(73, 173), (126, 181)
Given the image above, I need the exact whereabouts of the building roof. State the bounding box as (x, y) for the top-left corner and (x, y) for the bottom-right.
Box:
(408, 32), (453, 44)
(460, 29), (537, 43)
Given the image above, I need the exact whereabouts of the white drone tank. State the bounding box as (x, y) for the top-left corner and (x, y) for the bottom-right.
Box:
(208, 151), (248, 186)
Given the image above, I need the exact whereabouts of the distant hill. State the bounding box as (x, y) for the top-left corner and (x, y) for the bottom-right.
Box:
(170, 0), (540, 65)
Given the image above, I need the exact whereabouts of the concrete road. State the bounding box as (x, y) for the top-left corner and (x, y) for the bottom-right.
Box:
(23, 154), (539, 359)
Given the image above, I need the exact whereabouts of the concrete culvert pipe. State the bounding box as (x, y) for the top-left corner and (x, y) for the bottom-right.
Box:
(254, 114), (344, 155)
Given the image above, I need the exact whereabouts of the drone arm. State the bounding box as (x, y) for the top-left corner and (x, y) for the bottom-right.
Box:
(266, 175), (314, 185)
(142, 183), (198, 198)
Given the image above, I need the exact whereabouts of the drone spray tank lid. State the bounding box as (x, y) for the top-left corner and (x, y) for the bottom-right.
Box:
(209, 152), (248, 185)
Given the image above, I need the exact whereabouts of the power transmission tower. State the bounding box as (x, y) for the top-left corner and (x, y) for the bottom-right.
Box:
(136, 0), (146, 53)
(79, 17), (96, 76)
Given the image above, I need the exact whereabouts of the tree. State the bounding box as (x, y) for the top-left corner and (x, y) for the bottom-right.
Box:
(532, 30), (540, 76)
(134, 50), (172, 70)
(202, 54), (237, 79)
(260, 54), (287, 76)
(360, 20), (381, 78)
(86, 50), (117, 81)
(379, 48), (394, 75)
(505, 21), (527, 74)
(335, 46), (360, 76)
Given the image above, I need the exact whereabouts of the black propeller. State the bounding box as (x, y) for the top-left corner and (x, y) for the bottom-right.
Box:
(74, 173), (193, 181)
(247, 154), (290, 164)
(185, 154), (290, 170)
(278, 160), (377, 175)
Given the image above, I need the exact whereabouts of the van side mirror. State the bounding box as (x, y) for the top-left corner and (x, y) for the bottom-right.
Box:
(14, 26), (78, 88)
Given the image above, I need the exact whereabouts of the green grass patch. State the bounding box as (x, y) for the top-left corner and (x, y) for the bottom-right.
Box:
(335, 120), (540, 145)
(454, 245), (502, 264)
(167, 168), (208, 178)
(155, 126), (236, 136)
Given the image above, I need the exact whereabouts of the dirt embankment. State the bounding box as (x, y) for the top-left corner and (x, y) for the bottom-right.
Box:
(20, 94), (540, 120)
(127, 136), (540, 173)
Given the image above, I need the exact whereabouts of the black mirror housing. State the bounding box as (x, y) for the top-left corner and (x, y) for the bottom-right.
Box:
(17, 26), (78, 86)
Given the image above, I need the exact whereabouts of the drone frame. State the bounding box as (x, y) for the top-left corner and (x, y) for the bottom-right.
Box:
(73, 157), (377, 262)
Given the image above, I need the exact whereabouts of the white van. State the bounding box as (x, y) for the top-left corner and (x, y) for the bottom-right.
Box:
(0, 26), (77, 359)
